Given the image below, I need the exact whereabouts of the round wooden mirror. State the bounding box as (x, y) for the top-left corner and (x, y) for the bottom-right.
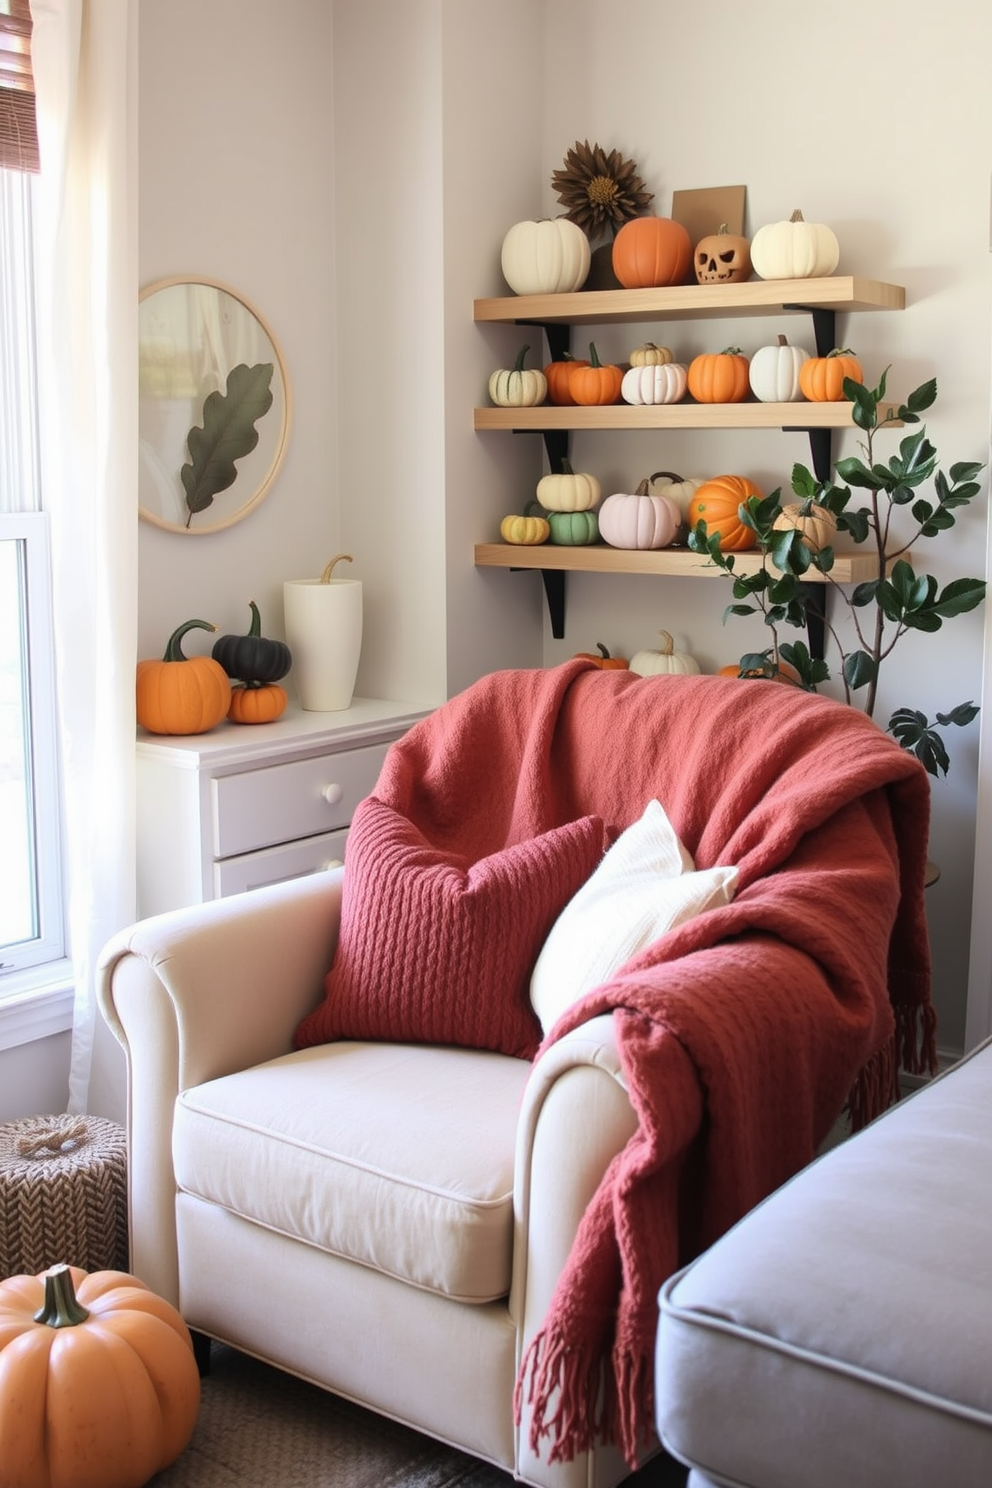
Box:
(138, 276), (291, 534)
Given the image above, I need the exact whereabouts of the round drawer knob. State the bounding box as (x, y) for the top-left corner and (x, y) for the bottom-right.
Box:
(321, 783), (343, 806)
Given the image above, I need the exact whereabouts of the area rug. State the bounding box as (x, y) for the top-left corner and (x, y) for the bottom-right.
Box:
(149, 1344), (688, 1487)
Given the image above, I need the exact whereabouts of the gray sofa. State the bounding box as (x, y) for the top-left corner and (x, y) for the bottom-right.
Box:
(655, 1034), (992, 1488)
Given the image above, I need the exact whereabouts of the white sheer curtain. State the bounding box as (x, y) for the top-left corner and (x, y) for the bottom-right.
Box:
(30, 0), (138, 1117)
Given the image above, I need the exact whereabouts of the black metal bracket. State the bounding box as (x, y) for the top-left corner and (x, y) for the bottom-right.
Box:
(783, 304), (836, 358)
(507, 566), (566, 638)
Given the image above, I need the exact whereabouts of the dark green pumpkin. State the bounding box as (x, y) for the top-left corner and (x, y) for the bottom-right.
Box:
(548, 509), (599, 545)
(212, 601), (292, 684)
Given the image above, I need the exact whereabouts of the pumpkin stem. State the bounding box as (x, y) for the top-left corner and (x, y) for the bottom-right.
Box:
(635, 478), (651, 495)
(163, 619), (219, 662)
(596, 642), (610, 659)
(319, 553), (354, 584)
(587, 342), (602, 368)
(34, 1264), (90, 1328)
(650, 470), (684, 484)
(513, 345), (530, 372)
(658, 630), (674, 654)
(790, 209), (805, 223)
(559, 458), (575, 476)
(247, 600), (263, 637)
(828, 347), (856, 358)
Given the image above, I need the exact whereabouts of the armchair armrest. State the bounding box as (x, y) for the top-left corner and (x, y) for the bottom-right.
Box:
(96, 869), (343, 1304)
(511, 1015), (640, 1482)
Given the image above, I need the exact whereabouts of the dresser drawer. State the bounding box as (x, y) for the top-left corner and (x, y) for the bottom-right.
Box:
(211, 742), (388, 859)
(213, 829), (349, 898)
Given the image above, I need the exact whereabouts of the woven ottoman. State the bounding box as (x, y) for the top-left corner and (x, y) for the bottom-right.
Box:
(0, 1113), (128, 1277)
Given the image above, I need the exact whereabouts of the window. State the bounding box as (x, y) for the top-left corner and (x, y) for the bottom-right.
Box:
(0, 166), (66, 992)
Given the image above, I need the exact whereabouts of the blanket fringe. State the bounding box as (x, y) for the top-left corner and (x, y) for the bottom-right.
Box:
(516, 1327), (611, 1464)
(897, 997), (938, 1078)
(612, 1334), (656, 1468)
(848, 994), (939, 1132)
(848, 1037), (898, 1131)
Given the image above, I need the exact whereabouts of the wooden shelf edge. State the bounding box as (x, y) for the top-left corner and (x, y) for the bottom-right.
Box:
(474, 401), (902, 433)
(474, 275), (906, 326)
(474, 542), (879, 584)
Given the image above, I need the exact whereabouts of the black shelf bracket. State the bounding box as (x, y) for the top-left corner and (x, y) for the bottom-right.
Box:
(507, 565), (566, 638)
(783, 304), (836, 358)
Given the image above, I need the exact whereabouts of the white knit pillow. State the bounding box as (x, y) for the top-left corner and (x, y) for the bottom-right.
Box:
(530, 799), (738, 1035)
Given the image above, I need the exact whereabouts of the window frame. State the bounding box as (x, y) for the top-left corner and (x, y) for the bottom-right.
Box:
(0, 510), (67, 983)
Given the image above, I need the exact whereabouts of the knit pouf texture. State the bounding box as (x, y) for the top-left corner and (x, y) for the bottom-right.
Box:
(0, 1114), (128, 1277)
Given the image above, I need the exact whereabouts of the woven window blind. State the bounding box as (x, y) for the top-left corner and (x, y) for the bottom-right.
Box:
(0, 0), (38, 173)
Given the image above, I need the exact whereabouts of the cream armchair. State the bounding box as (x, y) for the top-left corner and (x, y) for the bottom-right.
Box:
(98, 661), (935, 1487)
(97, 867), (645, 1488)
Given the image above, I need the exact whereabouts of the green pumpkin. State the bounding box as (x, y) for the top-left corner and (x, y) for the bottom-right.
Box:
(212, 600), (292, 685)
(548, 509), (599, 546)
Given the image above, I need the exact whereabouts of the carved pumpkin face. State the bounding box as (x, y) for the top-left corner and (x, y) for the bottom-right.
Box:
(694, 226), (752, 285)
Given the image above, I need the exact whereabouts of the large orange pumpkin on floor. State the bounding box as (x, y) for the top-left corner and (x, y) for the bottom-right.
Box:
(612, 216), (692, 289)
(0, 1263), (201, 1488)
(688, 475), (762, 552)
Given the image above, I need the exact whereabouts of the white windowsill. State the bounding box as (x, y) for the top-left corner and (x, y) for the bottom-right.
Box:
(0, 961), (75, 1050)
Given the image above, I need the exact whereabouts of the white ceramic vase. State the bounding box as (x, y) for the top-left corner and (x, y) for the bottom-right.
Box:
(283, 566), (363, 712)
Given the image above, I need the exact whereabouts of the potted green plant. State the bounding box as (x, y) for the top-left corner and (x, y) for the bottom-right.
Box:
(689, 372), (987, 776)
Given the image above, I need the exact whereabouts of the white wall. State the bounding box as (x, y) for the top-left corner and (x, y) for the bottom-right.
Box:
(137, 0), (339, 686)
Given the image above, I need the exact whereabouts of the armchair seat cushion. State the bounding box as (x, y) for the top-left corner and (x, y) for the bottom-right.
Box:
(173, 1041), (531, 1303)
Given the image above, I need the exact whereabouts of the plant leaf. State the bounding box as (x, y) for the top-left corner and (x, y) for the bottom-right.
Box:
(936, 701), (980, 727)
(182, 362), (275, 518)
(844, 650), (877, 690)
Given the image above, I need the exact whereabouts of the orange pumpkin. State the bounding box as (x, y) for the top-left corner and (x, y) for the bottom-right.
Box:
(718, 659), (801, 685)
(543, 354), (590, 406)
(568, 343), (624, 406)
(612, 216), (692, 289)
(687, 347), (751, 403)
(798, 348), (864, 402)
(575, 643), (629, 670)
(688, 475), (763, 552)
(136, 619), (232, 735)
(0, 1263), (200, 1488)
(227, 682), (289, 724)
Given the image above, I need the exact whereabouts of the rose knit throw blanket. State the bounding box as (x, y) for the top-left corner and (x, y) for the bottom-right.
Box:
(355, 661), (935, 1467)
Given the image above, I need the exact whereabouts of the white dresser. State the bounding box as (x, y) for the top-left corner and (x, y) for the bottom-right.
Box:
(135, 697), (431, 917)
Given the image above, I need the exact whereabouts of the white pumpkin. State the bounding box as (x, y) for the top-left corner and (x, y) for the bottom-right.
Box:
(629, 630), (700, 677)
(629, 342), (675, 367)
(536, 462), (601, 513)
(772, 500), (838, 552)
(598, 481), (680, 550)
(620, 363), (688, 406)
(500, 218), (591, 296)
(748, 334), (810, 403)
(488, 345), (548, 407)
(648, 470), (706, 522)
(750, 209), (840, 281)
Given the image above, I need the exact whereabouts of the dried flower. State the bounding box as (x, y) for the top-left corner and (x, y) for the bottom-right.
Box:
(551, 139), (653, 239)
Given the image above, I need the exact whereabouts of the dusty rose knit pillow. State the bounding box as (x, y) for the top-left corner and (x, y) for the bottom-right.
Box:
(294, 796), (606, 1060)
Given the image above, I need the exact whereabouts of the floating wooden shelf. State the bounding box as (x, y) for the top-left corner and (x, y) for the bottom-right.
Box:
(473, 276), (905, 327)
(474, 401), (902, 433)
(472, 273), (907, 646)
(474, 543), (880, 585)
